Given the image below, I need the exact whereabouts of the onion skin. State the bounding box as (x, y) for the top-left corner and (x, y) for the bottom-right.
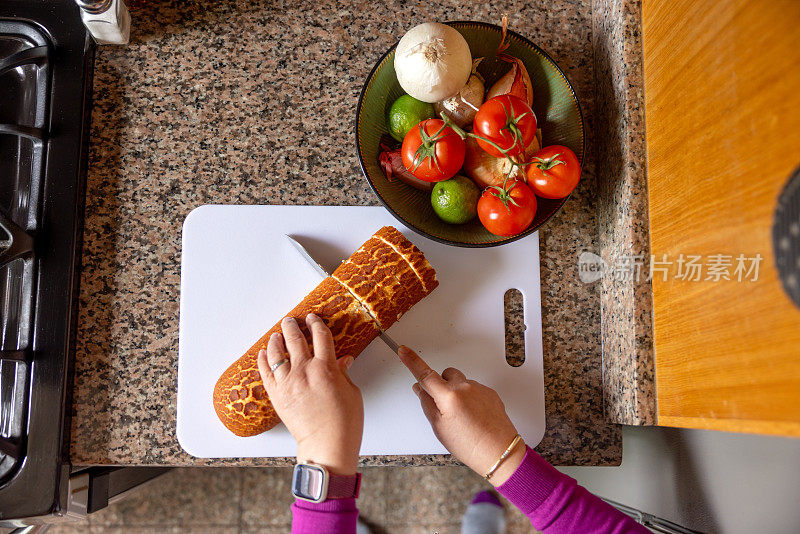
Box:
(463, 131), (542, 189)
(463, 137), (522, 189)
(489, 17), (535, 105)
(486, 56), (534, 106)
(378, 142), (434, 192)
(525, 128), (542, 159)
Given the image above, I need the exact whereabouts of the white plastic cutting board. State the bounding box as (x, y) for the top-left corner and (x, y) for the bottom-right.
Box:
(177, 205), (544, 458)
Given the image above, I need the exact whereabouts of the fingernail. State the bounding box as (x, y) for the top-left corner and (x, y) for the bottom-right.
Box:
(258, 349), (267, 358)
(398, 345), (410, 356)
(306, 313), (319, 323)
(344, 356), (355, 369)
(270, 332), (282, 341)
(282, 316), (296, 325)
(412, 383), (421, 395)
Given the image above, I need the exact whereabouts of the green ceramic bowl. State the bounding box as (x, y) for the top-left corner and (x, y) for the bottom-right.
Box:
(355, 21), (585, 247)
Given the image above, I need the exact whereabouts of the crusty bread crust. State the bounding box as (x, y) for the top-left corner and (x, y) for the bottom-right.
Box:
(374, 226), (439, 294)
(212, 227), (438, 437)
(212, 277), (379, 436)
(332, 238), (421, 329)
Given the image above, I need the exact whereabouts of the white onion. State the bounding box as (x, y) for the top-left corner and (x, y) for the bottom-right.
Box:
(394, 23), (472, 103)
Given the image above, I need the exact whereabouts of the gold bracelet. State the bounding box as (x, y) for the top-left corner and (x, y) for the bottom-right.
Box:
(484, 434), (522, 480)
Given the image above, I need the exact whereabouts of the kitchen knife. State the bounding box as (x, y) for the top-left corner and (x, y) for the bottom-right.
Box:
(285, 235), (401, 354)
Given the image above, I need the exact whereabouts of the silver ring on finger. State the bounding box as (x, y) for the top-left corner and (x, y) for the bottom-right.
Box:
(270, 358), (290, 373)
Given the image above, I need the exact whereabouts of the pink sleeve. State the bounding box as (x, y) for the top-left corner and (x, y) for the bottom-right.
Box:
(497, 447), (649, 534)
(291, 497), (358, 533)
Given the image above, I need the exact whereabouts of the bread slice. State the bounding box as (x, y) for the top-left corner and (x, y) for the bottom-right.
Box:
(332, 238), (421, 329)
(212, 226), (438, 437)
(374, 226), (439, 295)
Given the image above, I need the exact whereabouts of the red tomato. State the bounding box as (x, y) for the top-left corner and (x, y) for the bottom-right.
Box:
(473, 95), (537, 158)
(401, 119), (466, 183)
(526, 145), (581, 199)
(477, 181), (538, 237)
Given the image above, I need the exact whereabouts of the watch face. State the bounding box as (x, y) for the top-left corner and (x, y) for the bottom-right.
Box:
(292, 464), (328, 502)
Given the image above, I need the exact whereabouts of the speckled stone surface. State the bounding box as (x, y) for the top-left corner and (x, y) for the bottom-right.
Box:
(591, 0), (656, 425)
(71, 0), (624, 466)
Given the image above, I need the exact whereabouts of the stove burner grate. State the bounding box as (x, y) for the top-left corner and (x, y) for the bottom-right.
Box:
(0, 21), (50, 483)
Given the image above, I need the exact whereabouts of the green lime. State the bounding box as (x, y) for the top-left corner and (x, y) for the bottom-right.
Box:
(387, 95), (435, 142)
(431, 176), (480, 224)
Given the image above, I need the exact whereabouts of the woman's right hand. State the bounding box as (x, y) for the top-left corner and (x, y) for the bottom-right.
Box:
(397, 346), (526, 486)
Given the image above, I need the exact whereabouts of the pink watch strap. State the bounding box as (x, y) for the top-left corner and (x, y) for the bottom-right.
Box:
(327, 472), (361, 499)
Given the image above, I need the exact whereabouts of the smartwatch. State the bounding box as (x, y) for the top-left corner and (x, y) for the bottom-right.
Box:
(292, 463), (361, 503)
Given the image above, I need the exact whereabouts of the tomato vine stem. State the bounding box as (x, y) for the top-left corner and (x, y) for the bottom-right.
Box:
(411, 122), (451, 173)
(530, 153), (565, 178)
(439, 110), (531, 190)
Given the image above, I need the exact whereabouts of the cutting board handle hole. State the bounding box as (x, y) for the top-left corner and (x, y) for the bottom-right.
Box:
(504, 288), (526, 367)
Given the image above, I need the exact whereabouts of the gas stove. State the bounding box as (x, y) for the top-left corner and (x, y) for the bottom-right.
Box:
(0, 0), (94, 523)
(0, 3), (167, 526)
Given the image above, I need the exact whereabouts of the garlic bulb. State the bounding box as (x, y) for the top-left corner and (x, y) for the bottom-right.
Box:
(434, 59), (485, 127)
(394, 22), (472, 103)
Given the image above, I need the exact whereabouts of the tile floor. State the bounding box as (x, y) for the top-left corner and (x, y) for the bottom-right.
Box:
(41, 466), (538, 533)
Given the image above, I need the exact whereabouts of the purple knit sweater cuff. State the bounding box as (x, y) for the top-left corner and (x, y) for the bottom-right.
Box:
(293, 497), (357, 513)
(291, 497), (358, 534)
(496, 446), (561, 515)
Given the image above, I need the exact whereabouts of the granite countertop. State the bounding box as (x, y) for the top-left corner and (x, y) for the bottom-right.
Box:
(71, 0), (653, 467)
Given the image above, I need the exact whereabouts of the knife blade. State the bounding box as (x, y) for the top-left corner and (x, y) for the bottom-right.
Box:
(285, 235), (402, 354)
(286, 234), (329, 279)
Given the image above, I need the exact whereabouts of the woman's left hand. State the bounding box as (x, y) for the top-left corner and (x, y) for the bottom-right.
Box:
(256, 314), (363, 475)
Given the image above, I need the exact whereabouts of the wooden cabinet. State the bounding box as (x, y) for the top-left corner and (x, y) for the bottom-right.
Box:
(643, 0), (800, 435)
